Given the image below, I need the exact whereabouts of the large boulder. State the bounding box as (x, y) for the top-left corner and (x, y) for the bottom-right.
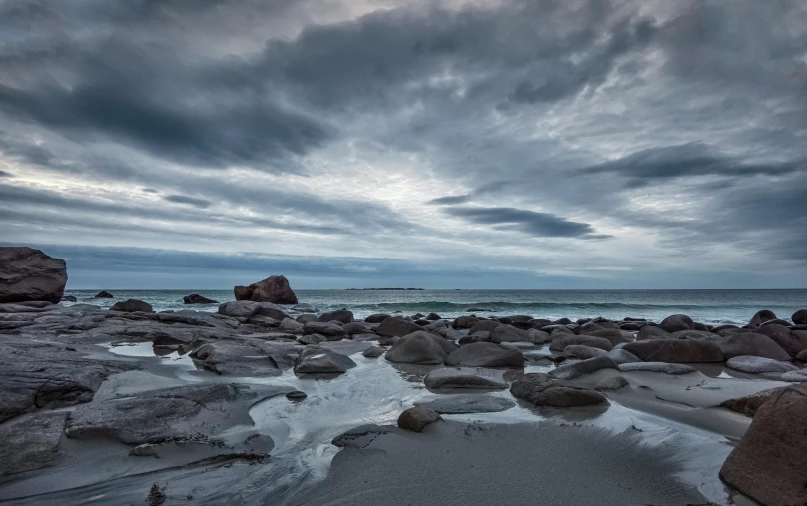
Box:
(792, 309), (807, 325)
(218, 300), (289, 320)
(637, 325), (670, 340)
(748, 309), (777, 329)
(385, 331), (457, 365)
(719, 384), (807, 506)
(0, 247), (67, 304)
(294, 346), (356, 374)
(234, 275), (298, 304)
(510, 373), (607, 407)
(582, 329), (633, 346)
(659, 314), (694, 333)
(397, 406), (441, 432)
(445, 342), (524, 368)
(550, 356), (619, 380)
(725, 356), (798, 375)
(756, 323), (807, 356)
(622, 339), (723, 363)
(424, 367), (508, 390)
(718, 332), (791, 361)
(376, 317), (422, 337)
(183, 293), (218, 304)
(364, 313), (391, 323)
(303, 322), (347, 341)
(549, 335), (613, 352)
(488, 324), (540, 344)
(452, 315), (479, 329)
(318, 310), (354, 324)
(110, 299), (153, 313)
(414, 395), (515, 414)
(0, 411), (67, 477)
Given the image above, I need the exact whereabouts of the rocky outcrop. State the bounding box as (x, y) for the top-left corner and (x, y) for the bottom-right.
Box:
(622, 339), (723, 363)
(110, 298), (154, 313)
(563, 345), (607, 359)
(234, 275), (298, 304)
(659, 314), (695, 333)
(183, 293), (219, 304)
(720, 384), (807, 506)
(398, 406), (441, 432)
(445, 342), (524, 368)
(219, 300), (290, 320)
(190, 340), (298, 376)
(595, 376), (629, 391)
(0, 247), (67, 304)
(510, 373), (607, 407)
(385, 331), (457, 364)
(294, 346), (356, 374)
(718, 332), (791, 361)
(364, 313), (391, 323)
(303, 322), (347, 340)
(718, 387), (784, 417)
(362, 346), (384, 358)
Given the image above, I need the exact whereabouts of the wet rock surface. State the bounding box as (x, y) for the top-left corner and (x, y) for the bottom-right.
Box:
(0, 247), (68, 304)
(510, 373), (608, 407)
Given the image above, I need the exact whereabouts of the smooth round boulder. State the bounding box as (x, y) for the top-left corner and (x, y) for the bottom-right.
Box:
(397, 406), (441, 432)
(726, 356), (798, 374)
(596, 376), (629, 391)
(286, 391), (307, 401)
(467, 320), (501, 335)
(296, 313), (318, 324)
(385, 331), (456, 365)
(445, 342), (524, 368)
(452, 315), (479, 329)
(563, 345), (607, 360)
(233, 275), (297, 304)
(376, 317), (423, 337)
(659, 314), (694, 333)
(318, 310), (354, 324)
(781, 370), (807, 382)
(424, 367), (508, 390)
(622, 339), (723, 363)
(293, 346), (356, 374)
(489, 324), (540, 344)
(510, 373), (607, 407)
(362, 346), (384, 358)
(792, 309), (807, 325)
(605, 348), (642, 365)
(756, 324), (807, 356)
(550, 356), (619, 380)
(748, 309), (776, 329)
(110, 299), (154, 313)
(549, 335), (613, 352)
(718, 332), (790, 361)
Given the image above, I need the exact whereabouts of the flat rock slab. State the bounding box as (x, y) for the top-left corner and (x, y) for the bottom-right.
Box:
(619, 362), (697, 375)
(415, 395), (515, 414)
(66, 383), (284, 445)
(726, 356), (798, 374)
(424, 367), (508, 390)
(0, 411), (67, 477)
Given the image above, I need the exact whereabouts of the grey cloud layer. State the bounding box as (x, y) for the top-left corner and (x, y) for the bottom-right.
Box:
(0, 0), (806, 286)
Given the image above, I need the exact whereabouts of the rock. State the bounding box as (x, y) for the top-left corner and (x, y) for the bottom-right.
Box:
(582, 329), (633, 346)
(297, 333), (325, 345)
(669, 329), (721, 341)
(364, 313), (391, 323)
(376, 317), (423, 337)
(218, 300), (289, 320)
(279, 317), (304, 333)
(351, 333), (377, 342)
(0, 248), (68, 304)
(95, 290), (114, 298)
(426, 312), (442, 320)
(605, 348), (643, 365)
(303, 321), (347, 340)
(362, 346), (384, 358)
(718, 387), (784, 417)
(183, 293), (219, 304)
(563, 345), (607, 359)
(65, 383), (276, 444)
(445, 342), (524, 368)
(726, 356), (798, 374)
(286, 391), (307, 400)
(748, 309), (777, 329)
(757, 323), (807, 355)
(61, 295), (77, 302)
(489, 324), (539, 344)
(659, 314), (694, 333)
(622, 339), (723, 363)
(331, 424), (394, 447)
(719, 384), (807, 506)
(234, 275), (297, 304)
(342, 321), (371, 335)
(510, 373), (607, 407)
(618, 362), (697, 374)
(110, 298), (154, 313)
(424, 367), (508, 390)
(318, 310), (354, 324)
(549, 335), (613, 352)
(0, 411), (67, 476)
(712, 324), (740, 334)
(798, 348), (807, 361)
(385, 331), (457, 364)
(415, 395), (516, 414)
(452, 315), (479, 329)
(781, 370), (807, 382)
(637, 325), (670, 340)
(619, 322), (640, 331)
(468, 320), (501, 335)
(190, 340), (297, 376)
(294, 346), (356, 374)
(596, 376), (629, 391)
(792, 309), (807, 325)
(397, 406), (441, 432)
(296, 313), (318, 324)
(550, 356), (619, 380)
(718, 332), (791, 361)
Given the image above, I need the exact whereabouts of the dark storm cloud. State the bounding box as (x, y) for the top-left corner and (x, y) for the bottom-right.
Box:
(443, 207), (608, 239)
(428, 181), (511, 205)
(163, 194), (212, 209)
(580, 143), (804, 186)
(0, 169), (10, 178)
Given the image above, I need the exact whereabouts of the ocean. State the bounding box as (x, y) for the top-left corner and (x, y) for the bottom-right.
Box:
(62, 288), (807, 326)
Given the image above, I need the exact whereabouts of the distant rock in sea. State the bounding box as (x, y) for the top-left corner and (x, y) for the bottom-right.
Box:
(184, 293), (219, 304)
(95, 290), (114, 298)
(234, 275), (298, 304)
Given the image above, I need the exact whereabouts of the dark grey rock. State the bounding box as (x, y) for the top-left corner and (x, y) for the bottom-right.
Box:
(622, 339), (723, 363)
(398, 406), (441, 432)
(510, 373), (607, 407)
(234, 275), (297, 304)
(0, 411), (67, 476)
(550, 356), (619, 380)
(596, 376), (629, 390)
(376, 317), (422, 337)
(95, 290), (114, 298)
(294, 346), (356, 374)
(364, 313), (391, 323)
(110, 298), (154, 313)
(563, 344), (607, 359)
(415, 395), (515, 414)
(362, 346), (384, 358)
(726, 356), (798, 374)
(445, 342), (524, 368)
(618, 362), (697, 374)
(385, 331), (456, 365)
(659, 314), (694, 333)
(424, 367), (508, 390)
(318, 310), (354, 324)
(286, 391), (307, 400)
(303, 321), (347, 340)
(718, 332), (791, 361)
(331, 424), (394, 447)
(549, 335), (613, 352)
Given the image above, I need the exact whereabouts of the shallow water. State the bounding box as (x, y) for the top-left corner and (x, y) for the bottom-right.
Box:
(63, 288), (807, 325)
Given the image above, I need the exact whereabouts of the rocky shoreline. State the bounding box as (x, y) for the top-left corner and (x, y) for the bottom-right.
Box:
(1, 247), (807, 505)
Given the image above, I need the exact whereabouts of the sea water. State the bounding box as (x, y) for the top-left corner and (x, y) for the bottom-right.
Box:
(62, 288), (807, 325)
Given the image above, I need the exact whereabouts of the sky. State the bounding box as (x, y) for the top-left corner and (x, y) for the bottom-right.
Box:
(0, 0), (806, 289)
